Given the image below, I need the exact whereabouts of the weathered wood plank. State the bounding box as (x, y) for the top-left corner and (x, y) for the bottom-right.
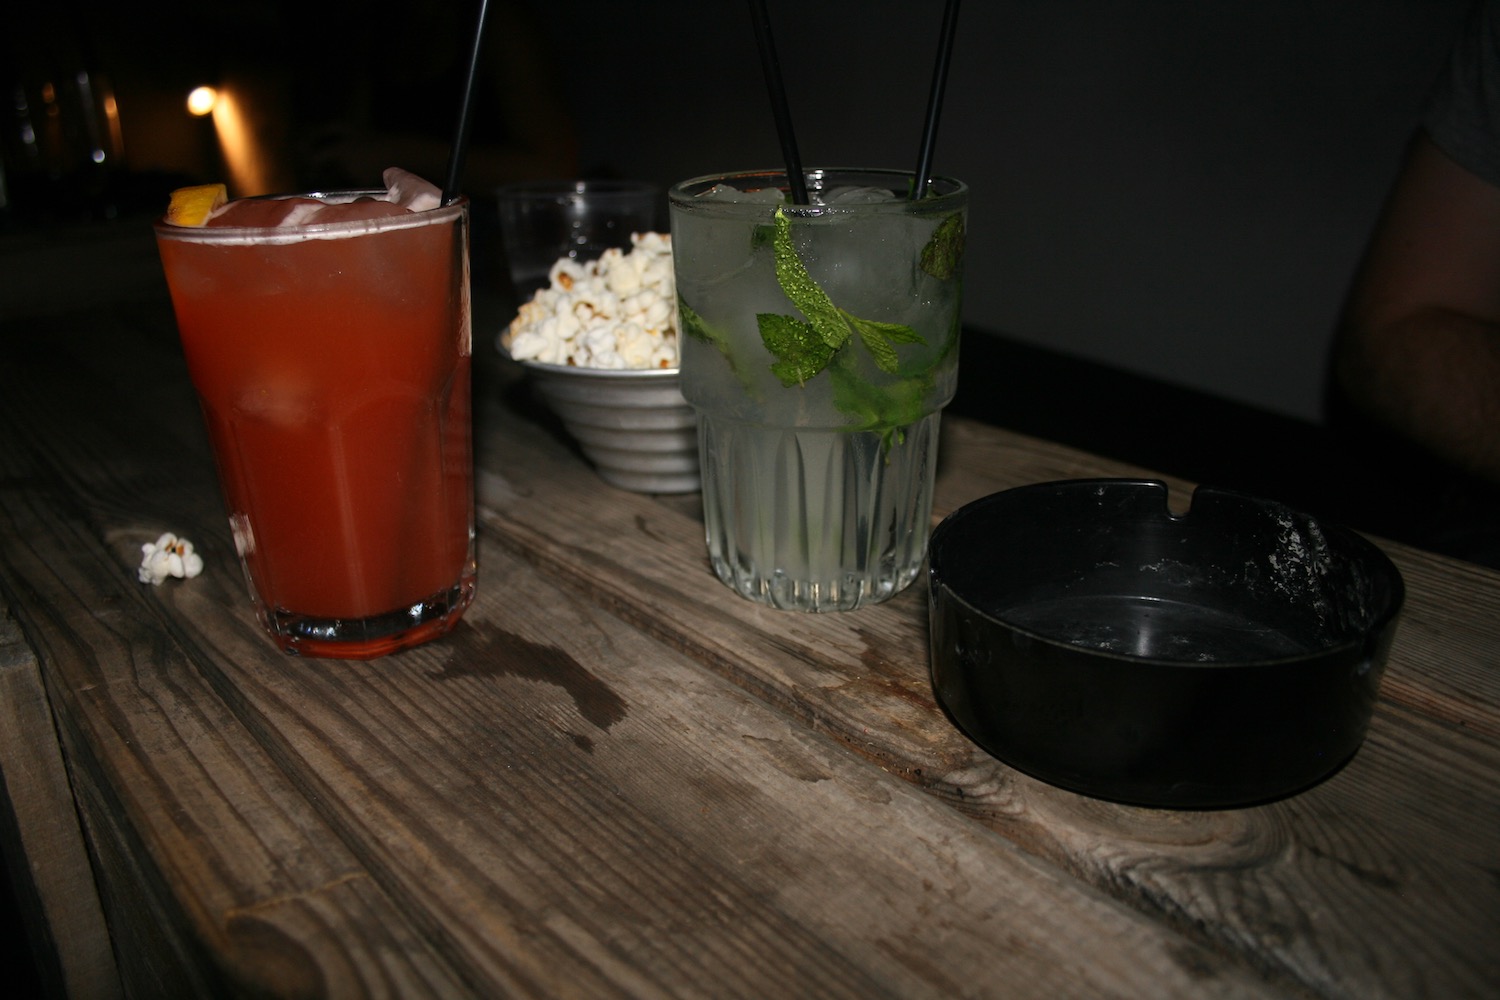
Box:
(4, 281), (1497, 997)
(475, 366), (1500, 1000)
(159, 537), (1291, 998)
(0, 314), (484, 997)
(0, 498), (480, 997)
(0, 608), (122, 1000)
(0, 303), (1288, 997)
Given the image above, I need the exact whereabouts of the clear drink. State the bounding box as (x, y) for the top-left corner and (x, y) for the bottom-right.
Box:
(155, 187), (476, 658)
(669, 169), (967, 611)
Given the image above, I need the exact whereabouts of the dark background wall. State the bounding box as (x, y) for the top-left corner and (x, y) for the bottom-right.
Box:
(552, 0), (1475, 425)
(6, 0), (1476, 425)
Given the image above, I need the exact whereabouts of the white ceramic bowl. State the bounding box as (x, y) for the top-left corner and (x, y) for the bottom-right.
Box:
(519, 360), (700, 494)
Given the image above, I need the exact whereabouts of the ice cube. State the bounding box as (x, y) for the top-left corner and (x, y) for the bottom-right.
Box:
(235, 377), (317, 426)
(202, 170), (440, 229)
(206, 197), (324, 228)
(383, 167), (442, 212)
(299, 197), (412, 225)
(821, 185), (900, 205)
(699, 183), (787, 204)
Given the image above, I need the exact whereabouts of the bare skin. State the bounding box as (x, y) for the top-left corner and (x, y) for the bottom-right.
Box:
(1335, 134), (1500, 486)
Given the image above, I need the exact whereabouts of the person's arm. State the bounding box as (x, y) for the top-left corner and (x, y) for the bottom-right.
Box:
(1334, 134), (1500, 485)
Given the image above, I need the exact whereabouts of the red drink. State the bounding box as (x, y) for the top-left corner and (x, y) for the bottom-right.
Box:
(156, 190), (476, 658)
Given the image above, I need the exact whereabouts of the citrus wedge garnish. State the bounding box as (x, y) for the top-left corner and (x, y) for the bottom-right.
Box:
(166, 183), (228, 226)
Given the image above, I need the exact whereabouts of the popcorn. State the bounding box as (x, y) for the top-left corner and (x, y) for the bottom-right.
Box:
(138, 532), (205, 586)
(501, 231), (678, 370)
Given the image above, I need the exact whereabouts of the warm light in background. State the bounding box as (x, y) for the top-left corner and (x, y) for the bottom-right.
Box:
(186, 86), (218, 117)
(210, 86), (278, 196)
(184, 78), (283, 196)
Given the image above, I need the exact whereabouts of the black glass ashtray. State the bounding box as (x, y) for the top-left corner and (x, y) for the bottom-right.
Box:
(927, 479), (1406, 809)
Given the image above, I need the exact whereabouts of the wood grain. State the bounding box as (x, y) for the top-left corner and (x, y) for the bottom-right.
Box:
(1, 265), (1496, 996)
(476, 360), (1500, 1000)
(0, 609), (122, 999)
(0, 299), (1291, 995)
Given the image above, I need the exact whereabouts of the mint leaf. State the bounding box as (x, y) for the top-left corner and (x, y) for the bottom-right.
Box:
(893, 309), (960, 379)
(845, 314), (925, 345)
(845, 312), (925, 375)
(767, 208), (929, 381)
(855, 324), (899, 375)
(830, 350), (935, 447)
(773, 207), (850, 351)
(749, 206), (956, 445)
(920, 213), (965, 280)
(759, 313), (833, 387)
(679, 296), (759, 395)
(678, 298), (719, 346)
(750, 222), (778, 252)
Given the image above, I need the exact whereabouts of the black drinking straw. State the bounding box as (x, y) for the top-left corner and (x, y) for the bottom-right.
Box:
(911, 0), (962, 200)
(442, 0), (493, 206)
(748, 0), (809, 204)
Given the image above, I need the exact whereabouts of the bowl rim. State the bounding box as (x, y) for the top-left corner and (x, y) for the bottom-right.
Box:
(928, 478), (1407, 670)
(512, 356), (681, 379)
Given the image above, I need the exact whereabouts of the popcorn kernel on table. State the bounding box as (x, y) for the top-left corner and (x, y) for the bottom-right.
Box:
(138, 532), (205, 586)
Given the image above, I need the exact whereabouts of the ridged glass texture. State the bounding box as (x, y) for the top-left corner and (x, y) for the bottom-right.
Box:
(699, 413), (941, 611)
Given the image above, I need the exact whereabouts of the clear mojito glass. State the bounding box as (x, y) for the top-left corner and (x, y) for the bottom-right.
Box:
(668, 168), (967, 612)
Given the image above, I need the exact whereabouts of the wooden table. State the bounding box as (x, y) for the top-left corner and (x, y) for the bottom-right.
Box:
(2, 220), (1497, 998)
